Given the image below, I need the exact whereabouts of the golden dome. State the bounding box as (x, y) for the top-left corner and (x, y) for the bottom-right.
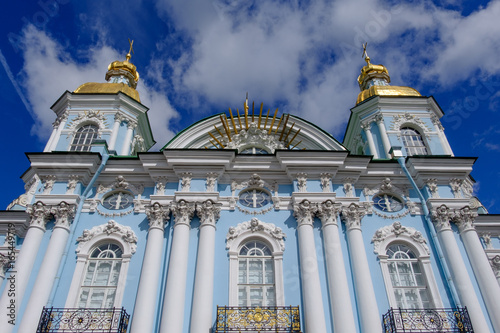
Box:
(106, 52), (140, 86)
(74, 82), (141, 102)
(356, 85), (421, 104)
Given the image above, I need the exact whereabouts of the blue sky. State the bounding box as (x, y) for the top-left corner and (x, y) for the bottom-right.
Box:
(0, 0), (499, 213)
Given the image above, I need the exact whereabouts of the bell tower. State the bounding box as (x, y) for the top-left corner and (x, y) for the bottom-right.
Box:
(43, 40), (154, 155)
(343, 45), (453, 159)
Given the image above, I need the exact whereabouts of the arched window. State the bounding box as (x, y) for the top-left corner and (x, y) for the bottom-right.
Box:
(78, 243), (123, 308)
(238, 240), (275, 306)
(386, 244), (431, 309)
(401, 127), (428, 156)
(70, 124), (99, 152)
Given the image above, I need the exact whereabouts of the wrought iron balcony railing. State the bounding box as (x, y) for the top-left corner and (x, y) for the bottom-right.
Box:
(215, 306), (301, 332)
(383, 307), (474, 333)
(37, 307), (130, 333)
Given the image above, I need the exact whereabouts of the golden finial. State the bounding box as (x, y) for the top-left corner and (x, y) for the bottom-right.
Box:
(362, 42), (370, 65)
(244, 92), (249, 114)
(126, 38), (134, 61)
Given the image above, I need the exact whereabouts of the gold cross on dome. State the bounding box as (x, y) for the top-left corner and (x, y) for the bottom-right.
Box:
(362, 42), (370, 64)
(126, 39), (134, 61)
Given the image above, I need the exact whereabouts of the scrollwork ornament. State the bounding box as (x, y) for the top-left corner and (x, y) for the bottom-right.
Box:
(206, 172), (218, 192)
(196, 200), (222, 227)
(145, 202), (170, 229)
(226, 218), (286, 251)
(42, 175), (57, 194)
(26, 201), (53, 229)
(426, 179), (439, 198)
(341, 203), (366, 231)
(317, 200), (341, 227)
(155, 176), (167, 195)
(296, 173), (307, 192)
(452, 206), (477, 233)
(320, 173), (332, 193)
(431, 204), (452, 232)
(171, 200), (195, 227)
(489, 255), (500, 278)
(180, 172), (192, 192)
(52, 202), (76, 229)
(66, 175), (79, 194)
(76, 220), (138, 254)
(480, 233), (494, 249)
(449, 179), (463, 198)
(343, 178), (355, 197)
(293, 199), (317, 226)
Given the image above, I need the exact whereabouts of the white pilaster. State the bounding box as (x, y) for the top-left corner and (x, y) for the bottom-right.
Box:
(376, 115), (391, 158)
(317, 200), (357, 333)
(432, 115), (454, 156)
(361, 122), (379, 159)
(49, 116), (67, 151)
(293, 200), (327, 333)
(159, 200), (195, 333)
(431, 205), (491, 332)
(120, 120), (137, 156)
(453, 207), (500, 332)
(341, 203), (381, 333)
(44, 125), (58, 152)
(0, 202), (52, 332)
(17, 202), (75, 333)
(108, 113), (123, 151)
(190, 200), (221, 333)
(130, 203), (170, 333)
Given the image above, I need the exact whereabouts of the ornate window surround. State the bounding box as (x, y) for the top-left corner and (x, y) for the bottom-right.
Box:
(64, 220), (137, 308)
(372, 221), (443, 308)
(226, 218), (286, 306)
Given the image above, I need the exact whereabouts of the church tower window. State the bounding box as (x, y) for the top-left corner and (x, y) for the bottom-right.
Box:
(70, 124), (99, 152)
(78, 243), (123, 308)
(401, 127), (428, 156)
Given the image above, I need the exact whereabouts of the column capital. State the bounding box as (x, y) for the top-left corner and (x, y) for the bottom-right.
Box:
(360, 120), (373, 130)
(205, 172), (218, 192)
(296, 173), (308, 193)
(27, 201), (53, 230)
(317, 200), (341, 227)
(341, 203), (366, 231)
(375, 114), (384, 123)
(490, 255), (500, 278)
(171, 200), (195, 227)
(52, 202), (76, 230)
(0, 253), (13, 279)
(452, 206), (477, 233)
(154, 177), (168, 195)
(320, 173), (332, 193)
(293, 199), (317, 226)
(180, 172), (192, 192)
(196, 200), (221, 228)
(146, 202), (170, 230)
(431, 204), (452, 232)
(114, 113), (124, 122)
(127, 119), (138, 129)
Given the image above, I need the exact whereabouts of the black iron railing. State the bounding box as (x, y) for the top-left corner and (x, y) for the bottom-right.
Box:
(215, 306), (301, 332)
(37, 307), (130, 333)
(383, 307), (474, 332)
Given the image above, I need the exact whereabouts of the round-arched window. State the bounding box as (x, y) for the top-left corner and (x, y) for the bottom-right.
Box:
(401, 127), (428, 156)
(239, 189), (271, 208)
(373, 194), (404, 212)
(70, 124), (99, 152)
(102, 191), (134, 210)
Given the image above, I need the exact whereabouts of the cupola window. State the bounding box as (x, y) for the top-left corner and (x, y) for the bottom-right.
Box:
(239, 189), (271, 208)
(401, 127), (428, 156)
(70, 124), (99, 152)
(102, 191), (134, 210)
(373, 194), (404, 212)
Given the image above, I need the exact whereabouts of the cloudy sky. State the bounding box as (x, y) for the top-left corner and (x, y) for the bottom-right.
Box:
(0, 0), (499, 212)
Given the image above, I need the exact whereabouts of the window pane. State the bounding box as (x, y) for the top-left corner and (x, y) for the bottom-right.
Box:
(89, 288), (105, 308)
(250, 287), (263, 306)
(265, 259), (274, 284)
(239, 260), (247, 283)
(109, 262), (121, 286)
(104, 289), (116, 308)
(84, 262), (96, 285)
(266, 287), (276, 306)
(238, 287), (247, 306)
(248, 259), (263, 284)
(94, 261), (112, 285)
(78, 288), (89, 308)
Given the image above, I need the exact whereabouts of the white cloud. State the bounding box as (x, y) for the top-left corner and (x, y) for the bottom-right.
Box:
(19, 25), (178, 149)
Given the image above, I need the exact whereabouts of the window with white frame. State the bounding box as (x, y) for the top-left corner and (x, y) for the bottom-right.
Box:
(78, 243), (123, 308)
(386, 243), (431, 309)
(238, 240), (276, 306)
(372, 222), (443, 310)
(70, 124), (99, 152)
(401, 127), (428, 156)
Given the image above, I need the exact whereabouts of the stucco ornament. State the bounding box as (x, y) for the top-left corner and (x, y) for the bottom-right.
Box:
(171, 199), (195, 227)
(180, 172), (192, 192)
(66, 175), (80, 194)
(145, 202), (170, 229)
(225, 121), (285, 153)
(76, 220), (138, 254)
(451, 206), (477, 233)
(391, 113), (430, 133)
(317, 200), (342, 226)
(431, 204), (452, 232)
(296, 173), (307, 192)
(293, 199), (316, 226)
(449, 179), (463, 198)
(196, 200), (222, 227)
(42, 175), (57, 194)
(226, 218), (286, 251)
(67, 109), (108, 131)
(490, 255), (500, 278)
(320, 173), (332, 193)
(26, 201), (53, 229)
(155, 176), (167, 195)
(52, 202), (76, 229)
(206, 172), (218, 192)
(97, 175), (144, 195)
(372, 221), (429, 255)
(341, 203), (367, 230)
(426, 179), (439, 198)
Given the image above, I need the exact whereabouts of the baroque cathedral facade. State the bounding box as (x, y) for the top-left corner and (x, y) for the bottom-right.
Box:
(0, 47), (499, 333)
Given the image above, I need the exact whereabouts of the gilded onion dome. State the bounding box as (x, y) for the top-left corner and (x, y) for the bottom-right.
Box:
(356, 47), (420, 104)
(74, 40), (141, 102)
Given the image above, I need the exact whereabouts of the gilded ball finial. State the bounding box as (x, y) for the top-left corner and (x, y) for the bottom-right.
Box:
(362, 42), (370, 65)
(126, 38), (134, 62)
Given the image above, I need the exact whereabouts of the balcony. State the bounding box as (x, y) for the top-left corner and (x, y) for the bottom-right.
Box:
(383, 307), (474, 333)
(215, 306), (301, 333)
(36, 307), (130, 333)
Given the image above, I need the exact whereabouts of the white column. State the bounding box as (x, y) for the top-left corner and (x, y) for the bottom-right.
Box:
(376, 115), (391, 158)
(120, 120), (137, 156)
(341, 203), (381, 333)
(49, 116), (67, 151)
(108, 113), (123, 151)
(0, 202), (52, 332)
(293, 200), (327, 333)
(431, 205), (490, 332)
(18, 202), (76, 333)
(190, 200), (221, 333)
(159, 200), (195, 333)
(317, 200), (357, 333)
(362, 122), (379, 159)
(454, 207), (500, 332)
(43, 124), (58, 152)
(130, 203), (169, 333)
(432, 116), (454, 156)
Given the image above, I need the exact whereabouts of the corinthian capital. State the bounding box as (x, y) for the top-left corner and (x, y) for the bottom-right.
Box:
(26, 201), (53, 229)
(317, 200), (341, 227)
(145, 202), (170, 230)
(341, 203), (366, 230)
(431, 204), (452, 232)
(171, 200), (195, 227)
(196, 200), (222, 227)
(293, 199), (317, 226)
(452, 206), (477, 233)
(52, 202), (76, 229)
